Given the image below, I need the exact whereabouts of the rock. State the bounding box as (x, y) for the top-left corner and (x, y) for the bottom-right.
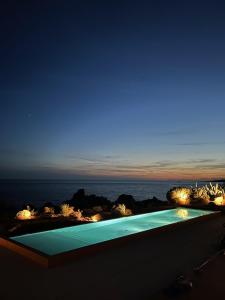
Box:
(71, 189), (85, 201)
(83, 208), (95, 215)
(68, 190), (112, 209)
(141, 197), (166, 207)
(93, 206), (103, 212)
(40, 202), (60, 214)
(100, 211), (112, 219)
(208, 201), (216, 209)
(115, 194), (136, 209)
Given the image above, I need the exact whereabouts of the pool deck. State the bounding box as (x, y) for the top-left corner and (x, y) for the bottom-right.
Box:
(0, 212), (224, 300)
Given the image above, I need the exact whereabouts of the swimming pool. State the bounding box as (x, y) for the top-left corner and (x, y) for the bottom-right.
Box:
(0, 208), (218, 267)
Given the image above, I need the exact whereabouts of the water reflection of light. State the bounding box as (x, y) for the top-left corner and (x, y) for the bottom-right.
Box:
(176, 208), (189, 219)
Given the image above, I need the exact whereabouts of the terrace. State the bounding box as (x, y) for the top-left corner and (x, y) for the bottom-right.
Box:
(0, 209), (224, 300)
(0, 182), (225, 299)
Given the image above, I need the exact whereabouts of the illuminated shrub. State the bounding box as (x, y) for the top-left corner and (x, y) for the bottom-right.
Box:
(91, 213), (102, 222)
(191, 186), (210, 204)
(72, 209), (83, 220)
(113, 204), (132, 216)
(214, 196), (225, 206)
(16, 206), (36, 220)
(60, 204), (86, 220)
(16, 209), (31, 220)
(204, 183), (225, 198)
(44, 206), (55, 215)
(167, 183), (225, 207)
(194, 183), (225, 206)
(60, 204), (75, 217)
(167, 187), (191, 206)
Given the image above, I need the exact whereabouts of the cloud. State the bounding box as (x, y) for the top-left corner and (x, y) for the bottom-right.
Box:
(194, 163), (225, 170)
(2, 152), (223, 180)
(64, 154), (122, 164)
(177, 141), (225, 146)
(112, 159), (218, 171)
(186, 159), (216, 164)
(154, 128), (195, 136)
(63, 156), (221, 173)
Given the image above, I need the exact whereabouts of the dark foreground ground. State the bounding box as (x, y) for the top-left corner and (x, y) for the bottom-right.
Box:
(155, 253), (225, 300)
(0, 213), (225, 300)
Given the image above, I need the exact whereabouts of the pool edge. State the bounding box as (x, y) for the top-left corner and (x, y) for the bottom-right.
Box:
(0, 236), (50, 267)
(0, 210), (220, 268)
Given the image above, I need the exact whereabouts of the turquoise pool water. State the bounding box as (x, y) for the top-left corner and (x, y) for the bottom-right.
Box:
(11, 208), (215, 256)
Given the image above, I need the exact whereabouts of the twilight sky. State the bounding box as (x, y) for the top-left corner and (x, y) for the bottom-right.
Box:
(1, 0), (225, 180)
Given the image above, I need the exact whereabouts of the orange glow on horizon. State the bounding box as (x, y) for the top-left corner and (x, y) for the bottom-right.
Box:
(81, 170), (225, 181)
(43, 161), (225, 181)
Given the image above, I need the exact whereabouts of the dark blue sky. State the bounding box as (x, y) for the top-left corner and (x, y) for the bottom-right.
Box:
(1, 0), (225, 180)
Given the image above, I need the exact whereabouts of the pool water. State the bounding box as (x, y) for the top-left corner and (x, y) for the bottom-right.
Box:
(11, 208), (215, 256)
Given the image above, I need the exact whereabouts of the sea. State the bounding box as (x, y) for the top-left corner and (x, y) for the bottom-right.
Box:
(0, 179), (207, 209)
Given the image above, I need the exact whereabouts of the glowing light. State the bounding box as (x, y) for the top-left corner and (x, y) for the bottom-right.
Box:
(91, 213), (102, 222)
(178, 191), (188, 203)
(15, 205), (37, 220)
(170, 188), (191, 205)
(176, 208), (189, 219)
(213, 196), (224, 206)
(16, 209), (32, 220)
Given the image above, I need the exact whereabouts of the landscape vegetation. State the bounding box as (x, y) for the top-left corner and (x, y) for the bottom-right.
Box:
(0, 182), (224, 238)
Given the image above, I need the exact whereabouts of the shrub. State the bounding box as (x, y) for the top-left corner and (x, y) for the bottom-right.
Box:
(16, 205), (37, 220)
(167, 187), (191, 206)
(60, 204), (75, 217)
(43, 206), (55, 215)
(192, 186), (210, 204)
(204, 183), (225, 198)
(192, 183), (225, 205)
(113, 204), (132, 216)
(91, 213), (102, 222)
(73, 209), (83, 220)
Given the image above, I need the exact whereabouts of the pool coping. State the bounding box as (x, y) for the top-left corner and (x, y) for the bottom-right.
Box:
(0, 209), (221, 268)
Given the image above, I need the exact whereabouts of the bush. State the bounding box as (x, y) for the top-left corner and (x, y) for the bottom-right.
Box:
(113, 204), (132, 216)
(167, 187), (191, 206)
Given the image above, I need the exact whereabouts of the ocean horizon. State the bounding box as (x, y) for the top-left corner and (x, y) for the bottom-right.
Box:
(0, 179), (208, 208)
